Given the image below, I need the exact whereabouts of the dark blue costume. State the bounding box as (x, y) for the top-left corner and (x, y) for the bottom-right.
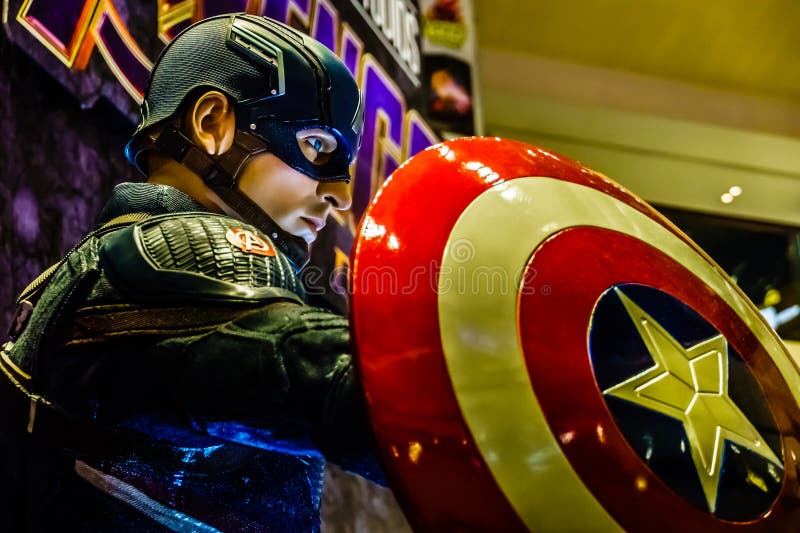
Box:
(0, 182), (381, 531)
(1, 13), (379, 530)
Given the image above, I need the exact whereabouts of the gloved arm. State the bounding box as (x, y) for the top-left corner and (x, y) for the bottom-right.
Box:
(167, 301), (386, 484)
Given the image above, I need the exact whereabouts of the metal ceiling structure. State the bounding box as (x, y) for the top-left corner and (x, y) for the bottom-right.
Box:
(471, 1), (800, 226)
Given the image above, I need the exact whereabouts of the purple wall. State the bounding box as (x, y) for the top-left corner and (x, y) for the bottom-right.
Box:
(0, 29), (137, 330)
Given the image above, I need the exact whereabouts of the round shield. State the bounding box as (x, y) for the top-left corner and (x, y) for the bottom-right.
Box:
(349, 137), (800, 531)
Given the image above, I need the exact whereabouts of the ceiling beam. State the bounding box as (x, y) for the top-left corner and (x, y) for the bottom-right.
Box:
(478, 47), (800, 139)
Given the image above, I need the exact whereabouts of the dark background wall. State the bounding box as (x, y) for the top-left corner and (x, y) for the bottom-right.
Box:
(0, 27), (137, 328)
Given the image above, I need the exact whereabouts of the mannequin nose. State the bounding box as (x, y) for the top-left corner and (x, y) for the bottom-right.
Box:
(319, 179), (352, 211)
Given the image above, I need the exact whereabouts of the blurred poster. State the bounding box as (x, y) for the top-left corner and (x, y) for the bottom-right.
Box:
(419, 0), (481, 137)
(2, 0), (480, 312)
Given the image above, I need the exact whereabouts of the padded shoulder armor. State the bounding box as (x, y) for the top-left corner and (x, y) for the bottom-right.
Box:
(100, 212), (305, 304)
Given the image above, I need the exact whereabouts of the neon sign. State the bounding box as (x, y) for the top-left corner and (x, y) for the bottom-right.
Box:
(15, 0), (439, 224)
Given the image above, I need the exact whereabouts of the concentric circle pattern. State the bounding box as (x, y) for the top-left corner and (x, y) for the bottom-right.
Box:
(350, 137), (800, 531)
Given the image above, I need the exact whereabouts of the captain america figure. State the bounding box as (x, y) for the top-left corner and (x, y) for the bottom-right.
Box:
(0, 14), (381, 532)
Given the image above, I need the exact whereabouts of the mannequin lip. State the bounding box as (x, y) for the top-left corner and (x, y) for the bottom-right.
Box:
(301, 216), (326, 231)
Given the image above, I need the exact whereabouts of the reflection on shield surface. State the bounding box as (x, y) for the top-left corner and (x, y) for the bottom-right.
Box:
(350, 137), (800, 531)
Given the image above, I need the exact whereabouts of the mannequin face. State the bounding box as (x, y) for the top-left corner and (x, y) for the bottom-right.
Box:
(175, 91), (352, 243)
(237, 152), (351, 243)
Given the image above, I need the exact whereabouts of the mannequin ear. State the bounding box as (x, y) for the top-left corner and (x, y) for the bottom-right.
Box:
(185, 90), (236, 155)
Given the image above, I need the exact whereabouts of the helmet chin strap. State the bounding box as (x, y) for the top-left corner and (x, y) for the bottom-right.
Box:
(152, 124), (311, 270)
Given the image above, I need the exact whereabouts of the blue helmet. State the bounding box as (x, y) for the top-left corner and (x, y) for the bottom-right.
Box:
(127, 13), (363, 182)
(125, 14), (364, 266)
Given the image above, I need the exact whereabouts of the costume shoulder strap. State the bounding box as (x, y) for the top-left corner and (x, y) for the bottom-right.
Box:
(7, 213), (152, 340)
(15, 213), (152, 307)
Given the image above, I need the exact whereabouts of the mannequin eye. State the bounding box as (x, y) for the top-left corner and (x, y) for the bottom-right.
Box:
(297, 129), (338, 165)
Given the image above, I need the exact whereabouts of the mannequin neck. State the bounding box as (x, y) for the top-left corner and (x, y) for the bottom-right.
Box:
(146, 152), (227, 214)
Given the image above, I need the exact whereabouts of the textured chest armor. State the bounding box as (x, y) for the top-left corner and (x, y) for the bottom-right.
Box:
(101, 212), (305, 304)
(1, 212), (325, 531)
(7, 211), (306, 385)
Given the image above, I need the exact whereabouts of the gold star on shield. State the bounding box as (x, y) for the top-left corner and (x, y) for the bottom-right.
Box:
(603, 288), (782, 513)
